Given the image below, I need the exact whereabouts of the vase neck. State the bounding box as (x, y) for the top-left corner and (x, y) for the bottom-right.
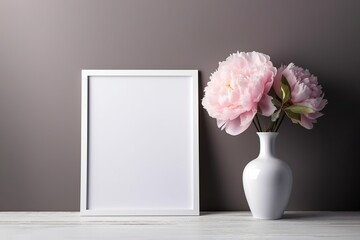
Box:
(257, 132), (278, 158)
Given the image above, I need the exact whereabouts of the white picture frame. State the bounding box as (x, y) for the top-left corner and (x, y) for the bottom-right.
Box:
(81, 70), (199, 216)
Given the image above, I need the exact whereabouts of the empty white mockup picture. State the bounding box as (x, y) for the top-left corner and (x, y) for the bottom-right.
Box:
(81, 70), (199, 215)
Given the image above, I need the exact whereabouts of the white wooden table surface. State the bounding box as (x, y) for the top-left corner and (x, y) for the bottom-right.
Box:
(0, 212), (359, 239)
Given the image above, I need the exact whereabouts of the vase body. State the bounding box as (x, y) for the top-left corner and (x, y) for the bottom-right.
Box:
(243, 132), (292, 220)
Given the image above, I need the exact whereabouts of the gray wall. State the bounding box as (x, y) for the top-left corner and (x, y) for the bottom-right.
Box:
(0, 0), (359, 211)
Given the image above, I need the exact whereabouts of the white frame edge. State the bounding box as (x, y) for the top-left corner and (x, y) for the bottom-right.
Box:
(80, 70), (199, 216)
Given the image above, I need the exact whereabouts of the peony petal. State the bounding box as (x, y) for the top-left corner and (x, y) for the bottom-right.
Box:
(282, 63), (298, 88)
(223, 110), (256, 135)
(291, 82), (311, 103)
(273, 66), (286, 98)
(263, 72), (275, 93)
(317, 98), (328, 111)
(299, 115), (314, 129)
(217, 119), (227, 130)
(258, 95), (276, 116)
(306, 111), (323, 120)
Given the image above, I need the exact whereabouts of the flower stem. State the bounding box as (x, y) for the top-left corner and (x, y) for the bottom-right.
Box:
(274, 112), (286, 132)
(252, 119), (260, 132)
(266, 121), (276, 132)
(255, 114), (263, 132)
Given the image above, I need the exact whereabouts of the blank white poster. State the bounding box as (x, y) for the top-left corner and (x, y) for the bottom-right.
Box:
(81, 70), (199, 215)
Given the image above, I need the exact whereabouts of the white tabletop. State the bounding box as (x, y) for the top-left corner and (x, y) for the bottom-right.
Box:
(0, 211), (359, 239)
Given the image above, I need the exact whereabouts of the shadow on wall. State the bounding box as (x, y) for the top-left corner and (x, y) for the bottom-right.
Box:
(199, 71), (257, 211)
(315, 80), (360, 210)
(198, 71), (360, 211)
(198, 71), (222, 210)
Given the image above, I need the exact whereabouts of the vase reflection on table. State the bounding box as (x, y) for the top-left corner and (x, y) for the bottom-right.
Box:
(202, 51), (327, 220)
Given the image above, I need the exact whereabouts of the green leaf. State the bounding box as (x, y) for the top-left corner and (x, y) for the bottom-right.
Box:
(280, 75), (291, 104)
(285, 105), (315, 114)
(285, 109), (301, 123)
(271, 97), (282, 108)
(271, 109), (281, 122)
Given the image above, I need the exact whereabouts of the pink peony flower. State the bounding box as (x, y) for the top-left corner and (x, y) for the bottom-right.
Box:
(273, 63), (328, 129)
(202, 51), (277, 135)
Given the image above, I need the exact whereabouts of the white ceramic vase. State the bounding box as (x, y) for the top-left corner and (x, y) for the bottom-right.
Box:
(243, 132), (292, 220)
